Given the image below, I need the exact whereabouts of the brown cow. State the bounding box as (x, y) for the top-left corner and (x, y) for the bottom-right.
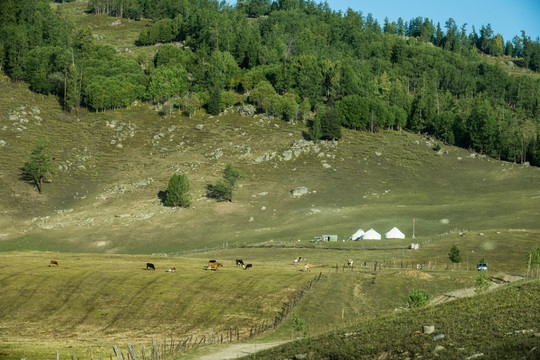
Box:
(168, 266), (176, 273)
(50, 260), (59, 267)
(207, 262), (223, 271)
(304, 263), (311, 272)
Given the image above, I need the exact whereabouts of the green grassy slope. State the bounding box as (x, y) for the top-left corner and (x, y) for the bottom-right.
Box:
(1, 72), (539, 254)
(243, 278), (540, 360)
(1, 0), (539, 254)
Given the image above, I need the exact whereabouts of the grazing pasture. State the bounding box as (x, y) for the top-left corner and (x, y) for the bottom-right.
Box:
(0, 252), (315, 359)
(0, 228), (539, 358)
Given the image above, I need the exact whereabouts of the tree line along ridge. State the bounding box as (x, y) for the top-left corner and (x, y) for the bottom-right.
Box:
(1, 0), (540, 165)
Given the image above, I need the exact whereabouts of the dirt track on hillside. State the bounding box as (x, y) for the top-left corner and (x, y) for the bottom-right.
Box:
(196, 340), (288, 360)
(430, 273), (525, 305)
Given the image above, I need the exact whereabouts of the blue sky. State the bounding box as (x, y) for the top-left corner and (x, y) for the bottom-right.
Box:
(325, 0), (540, 42)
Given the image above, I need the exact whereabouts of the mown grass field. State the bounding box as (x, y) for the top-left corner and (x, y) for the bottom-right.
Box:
(0, 2), (539, 358)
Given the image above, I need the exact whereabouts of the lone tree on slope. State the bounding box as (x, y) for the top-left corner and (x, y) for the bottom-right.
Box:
(448, 244), (462, 267)
(22, 139), (53, 194)
(165, 173), (192, 207)
(207, 163), (242, 202)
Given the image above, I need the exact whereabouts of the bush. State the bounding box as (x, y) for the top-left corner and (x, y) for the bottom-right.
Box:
(223, 163), (241, 188)
(475, 272), (491, 293)
(407, 289), (431, 308)
(207, 180), (232, 202)
(165, 173), (191, 207)
(292, 313), (308, 337)
(207, 163), (242, 202)
(449, 244), (462, 263)
(220, 90), (244, 109)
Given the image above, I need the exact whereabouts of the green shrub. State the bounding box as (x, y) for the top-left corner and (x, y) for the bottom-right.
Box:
(220, 90), (244, 109)
(206, 180), (232, 202)
(475, 271), (491, 293)
(407, 289), (431, 308)
(292, 313), (308, 337)
(223, 163), (241, 188)
(449, 244), (462, 263)
(207, 163), (242, 202)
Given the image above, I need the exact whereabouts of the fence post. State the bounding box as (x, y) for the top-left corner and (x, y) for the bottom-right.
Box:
(112, 345), (122, 360)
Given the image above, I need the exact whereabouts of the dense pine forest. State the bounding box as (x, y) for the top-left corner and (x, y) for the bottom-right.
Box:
(1, 0), (540, 165)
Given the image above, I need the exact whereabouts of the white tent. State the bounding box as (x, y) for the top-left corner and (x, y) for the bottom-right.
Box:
(351, 229), (364, 241)
(362, 228), (381, 240)
(385, 227), (406, 239)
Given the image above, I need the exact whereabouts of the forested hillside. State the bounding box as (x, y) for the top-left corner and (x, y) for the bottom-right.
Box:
(1, 0), (540, 165)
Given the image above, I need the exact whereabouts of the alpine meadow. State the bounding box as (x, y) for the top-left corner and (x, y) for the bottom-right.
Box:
(0, 1), (539, 359)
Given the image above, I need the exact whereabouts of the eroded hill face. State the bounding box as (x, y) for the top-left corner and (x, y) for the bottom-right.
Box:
(1, 76), (540, 253)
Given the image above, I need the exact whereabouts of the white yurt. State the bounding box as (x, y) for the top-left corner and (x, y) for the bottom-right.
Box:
(362, 228), (381, 240)
(384, 227), (406, 239)
(351, 229), (365, 241)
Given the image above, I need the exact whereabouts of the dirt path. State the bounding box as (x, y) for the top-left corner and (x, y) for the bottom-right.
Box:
(196, 340), (289, 360)
(430, 273), (525, 305)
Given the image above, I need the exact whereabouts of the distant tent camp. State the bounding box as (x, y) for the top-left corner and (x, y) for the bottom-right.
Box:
(385, 227), (406, 239)
(362, 228), (381, 240)
(351, 229), (365, 241)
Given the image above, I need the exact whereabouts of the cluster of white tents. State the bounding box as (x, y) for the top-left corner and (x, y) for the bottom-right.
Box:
(349, 227), (405, 240)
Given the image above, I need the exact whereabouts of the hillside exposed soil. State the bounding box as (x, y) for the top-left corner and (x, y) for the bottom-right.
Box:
(430, 273), (524, 305)
(196, 341), (288, 360)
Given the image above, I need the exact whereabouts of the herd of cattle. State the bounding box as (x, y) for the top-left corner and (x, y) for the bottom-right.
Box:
(49, 257), (356, 272)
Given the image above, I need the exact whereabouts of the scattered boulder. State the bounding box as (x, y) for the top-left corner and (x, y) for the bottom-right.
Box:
(434, 345), (446, 352)
(291, 187), (309, 197)
(238, 104), (256, 117)
(423, 325), (435, 334)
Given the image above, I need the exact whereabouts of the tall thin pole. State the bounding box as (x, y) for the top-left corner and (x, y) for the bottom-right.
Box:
(412, 218), (416, 239)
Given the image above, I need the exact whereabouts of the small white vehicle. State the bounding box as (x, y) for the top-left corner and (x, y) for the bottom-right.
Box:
(477, 262), (488, 271)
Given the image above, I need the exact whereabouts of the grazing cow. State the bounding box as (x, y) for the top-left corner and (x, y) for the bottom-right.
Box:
(208, 260), (217, 263)
(304, 264), (311, 272)
(236, 259), (245, 267)
(146, 263), (155, 270)
(50, 260), (59, 267)
(243, 263), (252, 270)
(207, 262), (223, 271)
(293, 257), (303, 263)
(416, 264), (424, 270)
(347, 259), (354, 267)
(168, 266), (176, 273)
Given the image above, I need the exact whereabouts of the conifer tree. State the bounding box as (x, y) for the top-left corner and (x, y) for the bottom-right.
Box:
(165, 173), (192, 207)
(23, 139), (53, 194)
